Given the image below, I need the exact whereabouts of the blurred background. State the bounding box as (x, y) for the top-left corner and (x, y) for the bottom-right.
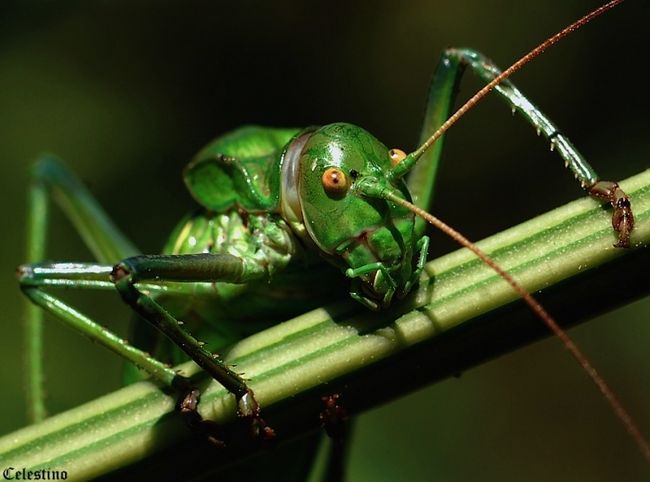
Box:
(1, 1), (648, 480)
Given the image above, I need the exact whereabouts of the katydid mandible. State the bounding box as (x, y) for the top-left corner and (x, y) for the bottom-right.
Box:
(16, 0), (647, 459)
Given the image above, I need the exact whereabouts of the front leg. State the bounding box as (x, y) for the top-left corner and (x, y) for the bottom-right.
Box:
(447, 48), (634, 247)
(408, 48), (634, 247)
(111, 253), (275, 439)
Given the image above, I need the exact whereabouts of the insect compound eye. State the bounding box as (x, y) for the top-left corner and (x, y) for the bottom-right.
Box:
(321, 167), (349, 198)
(389, 148), (407, 167)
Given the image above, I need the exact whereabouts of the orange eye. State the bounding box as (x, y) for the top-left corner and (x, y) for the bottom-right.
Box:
(322, 167), (349, 197)
(389, 148), (407, 166)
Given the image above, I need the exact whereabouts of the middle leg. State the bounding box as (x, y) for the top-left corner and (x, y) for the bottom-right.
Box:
(110, 253), (275, 438)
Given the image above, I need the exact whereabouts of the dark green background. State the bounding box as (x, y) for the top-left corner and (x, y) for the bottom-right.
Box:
(1, 1), (648, 480)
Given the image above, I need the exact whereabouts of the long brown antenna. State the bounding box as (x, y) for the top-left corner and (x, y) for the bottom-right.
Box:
(391, 0), (625, 179)
(382, 190), (650, 462)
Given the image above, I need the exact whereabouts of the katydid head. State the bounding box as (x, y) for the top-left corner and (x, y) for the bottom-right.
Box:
(281, 123), (423, 310)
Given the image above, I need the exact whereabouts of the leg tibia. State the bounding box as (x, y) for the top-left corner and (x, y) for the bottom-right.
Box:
(21, 286), (178, 386)
(447, 47), (599, 186)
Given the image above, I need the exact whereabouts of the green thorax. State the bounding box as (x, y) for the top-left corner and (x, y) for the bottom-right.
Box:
(184, 125), (300, 212)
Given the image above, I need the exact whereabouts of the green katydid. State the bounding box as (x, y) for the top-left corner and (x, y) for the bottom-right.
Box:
(15, 0), (649, 466)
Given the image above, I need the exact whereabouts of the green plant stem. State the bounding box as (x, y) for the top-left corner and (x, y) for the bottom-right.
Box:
(1, 170), (649, 481)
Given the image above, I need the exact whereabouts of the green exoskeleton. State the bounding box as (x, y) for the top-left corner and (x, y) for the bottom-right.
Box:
(17, 6), (638, 446)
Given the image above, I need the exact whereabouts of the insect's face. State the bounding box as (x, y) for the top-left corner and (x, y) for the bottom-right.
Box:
(282, 123), (418, 308)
